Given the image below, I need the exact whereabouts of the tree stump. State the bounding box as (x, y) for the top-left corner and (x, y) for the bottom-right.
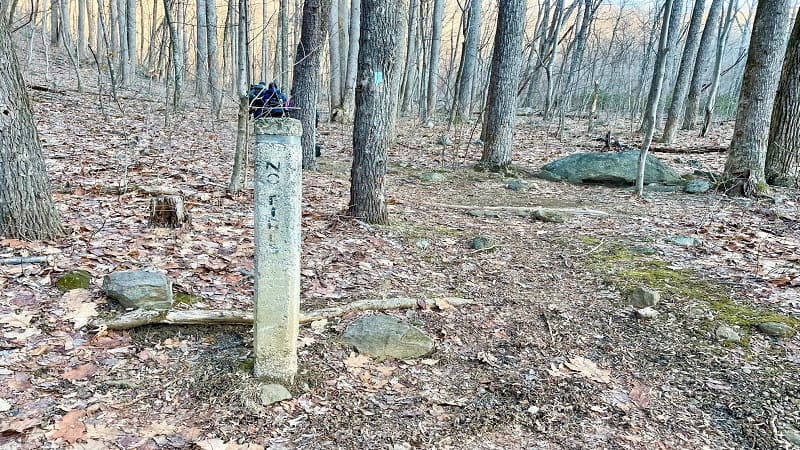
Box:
(149, 195), (189, 228)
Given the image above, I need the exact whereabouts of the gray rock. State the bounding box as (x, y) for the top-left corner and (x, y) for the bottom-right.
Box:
(685, 179), (710, 194)
(506, 179), (526, 191)
(469, 236), (492, 250)
(419, 172), (447, 183)
(715, 325), (740, 343)
(628, 245), (657, 255)
(341, 314), (434, 360)
(437, 135), (453, 146)
(757, 322), (796, 338)
(259, 383), (292, 405)
(467, 210), (501, 218)
(532, 208), (567, 223)
(635, 307), (659, 319)
(630, 286), (660, 308)
(784, 426), (800, 446)
(103, 270), (173, 310)
(666, 235), (702, 247)
(537, 150), (681, 185)
(415, 240), (430, 250)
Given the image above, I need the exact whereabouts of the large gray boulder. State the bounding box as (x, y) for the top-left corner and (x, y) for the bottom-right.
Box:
(342, 314), (434, 360)
(103, 270), (173, 310)
(537, 150), (681, 185)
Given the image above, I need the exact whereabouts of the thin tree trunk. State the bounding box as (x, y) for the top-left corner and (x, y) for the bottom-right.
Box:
(454, 0), (481, 123)
(206, 0), (221, 116)
(279, 0), (289, 89)
(639, 0), (679, 133)
(260, 0), (269, 81)
(126, 0), (135, 80)
(229, 0), (251, 194)
(683, 0), (723, 129)
(340, 0), (360, 121)
(424, 0), (444, 124)
(196, 0), (208, 96)
(163, 0), (184, 110)
(400, 0), (418, 114)
(78, 0), (87, 61)
(328, 0), (342, 109)
(699, 0), (735, 137)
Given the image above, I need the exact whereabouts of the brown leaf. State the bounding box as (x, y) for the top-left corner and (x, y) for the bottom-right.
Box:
(564, 356), (612, 384)
(629, 383), (651, 409)
(48, 409), (86, 444)
(61, 363), (98, 381)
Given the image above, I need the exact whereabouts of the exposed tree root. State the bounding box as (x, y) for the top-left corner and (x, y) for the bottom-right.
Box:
(100, 297), (474, 330)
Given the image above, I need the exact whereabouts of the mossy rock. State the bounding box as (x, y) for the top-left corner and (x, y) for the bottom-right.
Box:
(55, 270), (92, 292)
(469, 236), (492, 250)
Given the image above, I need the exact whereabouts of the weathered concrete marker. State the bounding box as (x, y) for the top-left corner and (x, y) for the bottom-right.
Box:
(252, 118), (303, 386)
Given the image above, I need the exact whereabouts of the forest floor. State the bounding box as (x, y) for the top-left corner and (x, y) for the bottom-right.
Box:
(2, 43), (800, 450)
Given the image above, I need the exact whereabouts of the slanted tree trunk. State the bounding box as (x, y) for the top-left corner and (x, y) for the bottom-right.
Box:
(454, 0), (481, 123)
(479, 0), (526, 170)
(348, 0), (407, 224)
(291, 0), (330, 170)
(206, 0), (221, 116)
(723, 0), (793, 196)
(661, 0), (706, 143)
(765, 7), (800, 186)
(340, 0), (360, 121)
(424, 0), (444, 124)
(683, 0), (724, 129)
(0, 24), (64, 240)
(635, 0), (673, 196)
(400, 0), (418, 115)
(639, 0), (680, 134)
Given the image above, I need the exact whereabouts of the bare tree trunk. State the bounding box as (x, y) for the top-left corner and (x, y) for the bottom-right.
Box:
(479, 0), (526, 170)
(196, 0), (208, 96)
(400, 0), (418, 114)
(661, 0), (707, 143)
(639, 0), (680, 133)
(0, 23), (64, 240)
(328, 0), (342, 109)
(163, 0), (184, 110)
(78, 0), (87, 62)
(291, 0), (330, 170)
(635, 0), (674, 196)
(655, 0), (684, 120)
(340, 0), (360, 121)
(424, 0), (444, 124)
(116, 0), (129, 84)
(454, 0), (481, 123)
(683, 0), (723, 129)
(349, 0), (407, 224)
(561, 0), (599, 113)
(723, 0), (793, 196)
(126, 0), (135, 80)
(699, 0), (735, 137)
(229, 0), (251, 194)
(765, 8), (800, 187)
(206, 0), (221, 116)
(279, 0), (289, 89)
(50, 0), (60, 44)
(260, 0), (269, 82)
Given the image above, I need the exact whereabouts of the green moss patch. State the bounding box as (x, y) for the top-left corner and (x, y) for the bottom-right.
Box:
(55, 270), (92, 292)
(174, 291), (204, 306)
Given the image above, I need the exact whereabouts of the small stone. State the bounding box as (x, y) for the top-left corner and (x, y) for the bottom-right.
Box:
(506, 179), (526, 191)
(757, 322), (796, 338)
(469, 236), (492, 250)
(628, 245), (657, 255)
(666, 235), (702, 247)
(635, 307), (659, 319)
(629, 286), (660, 308)
(419, 172), (447, 183)
(784, 426), (800, 446)
(259, 383), (292, 406)
(437, 135), (453, 146)
(532, 208), (567, 223)
(715, 325), (740, 343)
(687, 307), (708, 319)
(55, 270), (92, 292)
(415, 240), (430, 250)
(103, 270), (173, 310)
(684, 179), (710, 194)
(467, 210), (500, 218)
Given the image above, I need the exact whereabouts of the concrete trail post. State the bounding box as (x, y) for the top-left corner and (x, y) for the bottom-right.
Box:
(252, 118), (303, 385)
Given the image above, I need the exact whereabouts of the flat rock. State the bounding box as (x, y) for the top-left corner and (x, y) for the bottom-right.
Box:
(259, 383), (292, 405)
(537, 150), (681, 185)
(784, 426), (800, 446)
(635, 307), (659, 319)
(666, 235), (702, 247)
(469, 236), (492, 250)
(506, 179), (526, 191)
(630, 286), (660, 308)
(418, 172), (447, 183)
(715, 325), (740, 343)
(757, 322), (796, 338)
(102, 270), (173, 310)
(341, 314), (434, 360)
(685, 179), (710, 194)
(532, 208), (567, 223)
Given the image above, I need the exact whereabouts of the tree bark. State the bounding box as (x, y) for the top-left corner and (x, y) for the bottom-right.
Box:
(279, 0), (289, 89)
(196, 0), (208, 96)
(699, 0), (735, 137)
(661, 0), (706, 143)
(340, 0), (360, 121)
(348, 0), (407, 224)
(424, 0), (444, 124)
(290, 0), (330, 170)
(400, 0), (418, 115)
(454, 0), (481, 123)
(0, 23), (64, 240)
(229, 0), (251, 194)
(723, 0), (793, 196)
(328, 0), (342, 109)
(479, 0), (526, 170)
(639, 0), (680, 134)
(765, 7), (800, 187)
(682, 0), (723, 129)
(206, 0), (221, 116)
(126, 0), (136, 80)
(163, 0), (183, 110)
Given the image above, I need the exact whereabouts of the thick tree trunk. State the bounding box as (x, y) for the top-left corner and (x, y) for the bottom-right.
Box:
(0, 24), (64, 240)
(117, 0), (129, 84)
(290, 0), (330, 170)
(424, 0), (443, 124)
(348, 0), (407, 224)
(723, 0), (793, 196)
(479, 0), (526, 170)
(683, 0), (723, 129)
(661, 0), (706, 143)
(765, 8), (800, 187)
(454, 0), (481, 123)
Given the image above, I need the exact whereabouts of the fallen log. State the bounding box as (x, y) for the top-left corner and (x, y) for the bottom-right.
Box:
(426, 202), (609, 217)
(0, 256), (49, 265)
(101, 297), (473, 330)
(648, 146), (727, 154)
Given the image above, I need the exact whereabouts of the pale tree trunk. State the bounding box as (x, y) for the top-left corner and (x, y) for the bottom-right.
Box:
(207, 0), (221, 116)
(400, 0), (418, 115)
(126, 0), (135, 80)
(328, 0), (342, 109)
(340, 0), (360, 121)
(290, 0), (330, 170)
(117, 0), (129, 84)
(78, 0), (87, 62)
(110, 0), (119, 63)
(260, 0), (269, 81)
(424, 0), (444, 124)
(454, 0), (481, 123)
(639, 0), (680, 133)
(765, 8), (800, 186)
(279, 0), (289, 89)
(349, 0), (407, 224)
(338, 0), (348, 98)
(661, 0), (707, 143)
(479, 0), (526, 170)
(560, 0), (600, 113)
(723, 0), (793, 196)
(164, 0), (184, 110)
(0, 24), (64, 240)
(655, 0), (683, 120)
(683, 0), (723, 129)
(542, 0), (571, 120)
(196, 0), (208, 96)
(224, 0), (237, 95)
(635, 0), (673, 196)
(229, 0), (250, 194)
(699, 0), (735, 137)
